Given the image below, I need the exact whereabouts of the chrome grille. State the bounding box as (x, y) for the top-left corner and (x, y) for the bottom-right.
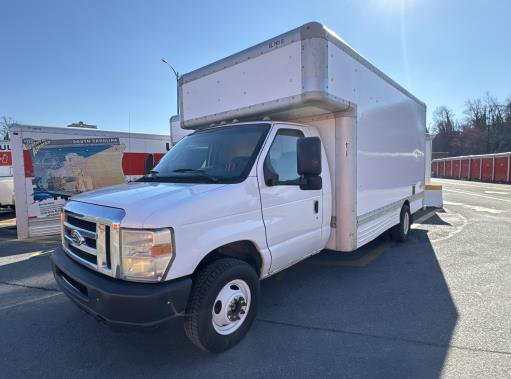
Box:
(61, 201), (125, 278)
(67, 244), (97, 265)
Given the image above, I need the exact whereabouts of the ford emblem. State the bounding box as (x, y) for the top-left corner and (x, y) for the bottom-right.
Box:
(70, 229), (86, 246)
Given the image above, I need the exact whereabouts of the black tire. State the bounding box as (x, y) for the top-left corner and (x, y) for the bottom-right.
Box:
(390, 204), (412, 242)
(184, 258), (260, 353)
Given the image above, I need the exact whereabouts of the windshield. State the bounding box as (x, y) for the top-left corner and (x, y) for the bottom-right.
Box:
(141, 123), (270, 184)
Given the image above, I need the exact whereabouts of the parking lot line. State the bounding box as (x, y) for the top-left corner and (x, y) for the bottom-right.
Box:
(444, 188), (511, 203)
(312, 239), (393, 268)
(0, 237), (60, 245)
(0, 292), (63, 312)
(432, 179), (510, 191)
(0, 250), (54, 267)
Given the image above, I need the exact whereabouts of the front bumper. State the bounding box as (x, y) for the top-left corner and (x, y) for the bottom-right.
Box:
(51, 247), (192, 329)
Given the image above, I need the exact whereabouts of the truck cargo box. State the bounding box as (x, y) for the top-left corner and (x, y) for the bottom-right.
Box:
(178, 22), (427, 251)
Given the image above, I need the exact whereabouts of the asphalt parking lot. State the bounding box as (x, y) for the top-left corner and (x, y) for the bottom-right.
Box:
(1, 179), (510, 378)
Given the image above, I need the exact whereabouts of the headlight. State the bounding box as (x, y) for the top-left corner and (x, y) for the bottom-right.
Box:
(121, 228), (174, 282)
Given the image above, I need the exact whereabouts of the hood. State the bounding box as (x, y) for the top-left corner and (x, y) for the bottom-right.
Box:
(71, 181), (228, 227)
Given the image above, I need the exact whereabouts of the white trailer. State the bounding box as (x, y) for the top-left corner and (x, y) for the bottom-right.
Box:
(179, 21), (427, 251)
(0, 140), (15, 209)
(51, 22), (427, 353)
(170, 115), (192, 146)
(9, 124), (170, 238)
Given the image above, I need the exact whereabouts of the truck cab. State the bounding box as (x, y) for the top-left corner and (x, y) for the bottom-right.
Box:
(52, 121), (330, 352)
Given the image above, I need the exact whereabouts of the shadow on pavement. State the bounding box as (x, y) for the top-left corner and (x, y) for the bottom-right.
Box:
(0, 228), (458, 378)
(0, 212), (59, 289)
(0, 208), (17, 240)
(419, 212), (451, 226)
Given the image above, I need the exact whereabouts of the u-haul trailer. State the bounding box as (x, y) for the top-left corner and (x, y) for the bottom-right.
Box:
(51, 22), (426, 353)
(9, 124), (170, 239)
(0, 140), (15, 209)
(179, 21), (427, 251)
(170, 115), (192, 146)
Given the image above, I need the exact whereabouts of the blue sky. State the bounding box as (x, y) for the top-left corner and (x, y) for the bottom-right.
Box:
(1, 0), (509, 135)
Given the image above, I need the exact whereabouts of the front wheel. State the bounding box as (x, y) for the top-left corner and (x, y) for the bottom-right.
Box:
(184, 258), (260, 353)
(390, 203), (411, 242)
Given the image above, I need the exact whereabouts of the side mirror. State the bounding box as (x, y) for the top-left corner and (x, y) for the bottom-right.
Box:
(300, 175), (322, 191)
(297, 137), (322, 176)
(297, 137), (322, 190)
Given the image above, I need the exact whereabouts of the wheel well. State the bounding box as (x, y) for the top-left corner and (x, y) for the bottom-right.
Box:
(193, 241), (263, 277)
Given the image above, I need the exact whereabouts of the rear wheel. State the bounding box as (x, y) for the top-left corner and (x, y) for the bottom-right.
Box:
(391, 203), (411, 242)
(184, 258), (259, 353)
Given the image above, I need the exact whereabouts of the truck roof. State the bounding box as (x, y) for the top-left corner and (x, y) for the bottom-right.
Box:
(181, 21), (425, 109)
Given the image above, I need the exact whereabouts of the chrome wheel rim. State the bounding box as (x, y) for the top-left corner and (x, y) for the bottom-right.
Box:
(212, 279), (251, 335)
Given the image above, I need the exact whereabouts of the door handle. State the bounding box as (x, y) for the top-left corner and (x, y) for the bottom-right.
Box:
(314, 200), (319, 214)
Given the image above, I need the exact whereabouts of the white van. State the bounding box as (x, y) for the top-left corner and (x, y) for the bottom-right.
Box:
(51, 22), (427, 353)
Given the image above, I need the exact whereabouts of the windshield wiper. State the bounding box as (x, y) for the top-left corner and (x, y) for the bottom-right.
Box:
(171, 168), (220, 182)
(172, 168), (205, 173)
(139, 168), (222, 183)
(135, 169), (159, 182)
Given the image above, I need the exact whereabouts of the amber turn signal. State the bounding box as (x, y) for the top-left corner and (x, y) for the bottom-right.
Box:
(150, 244), (172, 256)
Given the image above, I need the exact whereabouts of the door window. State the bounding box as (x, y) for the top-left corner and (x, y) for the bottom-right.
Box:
(264, 129), (304, 185)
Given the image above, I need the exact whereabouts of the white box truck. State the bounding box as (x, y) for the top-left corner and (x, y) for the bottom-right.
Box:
(51, 22), (427, 353)
(0, 140), (15, 209)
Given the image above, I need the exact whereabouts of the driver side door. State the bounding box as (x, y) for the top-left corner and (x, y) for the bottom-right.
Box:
(257, 125), (323, 274)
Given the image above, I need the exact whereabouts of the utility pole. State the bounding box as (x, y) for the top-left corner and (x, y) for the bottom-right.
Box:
(161, 59), (180, 116)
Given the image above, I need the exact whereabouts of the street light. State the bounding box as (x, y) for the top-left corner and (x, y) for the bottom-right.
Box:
(161, 58), (180, 116)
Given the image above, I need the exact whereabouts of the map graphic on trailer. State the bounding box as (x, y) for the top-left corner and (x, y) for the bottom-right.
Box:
(23, 137), (126, 197)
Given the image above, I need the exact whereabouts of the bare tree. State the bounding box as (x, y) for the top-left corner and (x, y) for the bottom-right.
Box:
(485, 94), (504, 125)
(432, 106), (457, 134)
(433, 94), (511, 156)
(464, 98), (487, 130)
(464, 94), (509, 153)
(0, 116), (16, 140)
(505, 98), (511, 124)
(432, 106), (460, 156)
